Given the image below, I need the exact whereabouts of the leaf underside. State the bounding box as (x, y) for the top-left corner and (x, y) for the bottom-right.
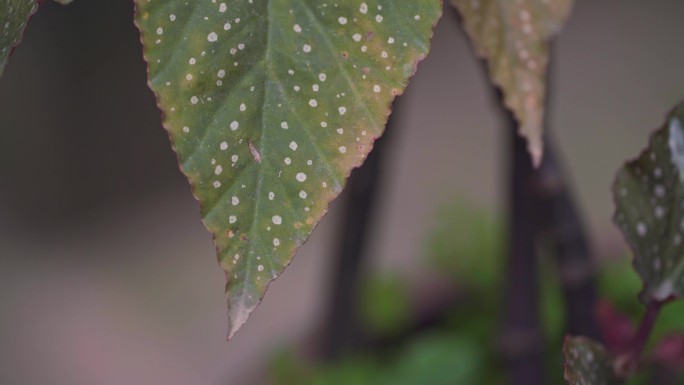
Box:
(613, 101), (684, 303)
(136, 0), (441, 338)
(0, 0), (37, 77)
(563, 336), (621, 385)
(450, 0), (573, 166)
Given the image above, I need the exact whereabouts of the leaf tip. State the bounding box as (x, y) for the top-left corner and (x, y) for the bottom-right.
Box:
(529, 143), (543, 168)
(524, 132), (544, 168)
(226, 297), (255, 340)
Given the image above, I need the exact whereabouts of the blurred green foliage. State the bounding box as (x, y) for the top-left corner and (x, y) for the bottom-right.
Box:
(358, 274), (411, 337)
(425, 202), (503, 292)
(270, 333), (484, 385)
(269, 201), (684, 385)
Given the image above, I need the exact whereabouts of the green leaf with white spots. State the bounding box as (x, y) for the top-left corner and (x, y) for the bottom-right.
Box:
(563, 337), (622, 385)
(0, 0), (37, 77)
(613, 102), (684, 303)
(135, 0), (441, 338)
(450, 0), (573, 166)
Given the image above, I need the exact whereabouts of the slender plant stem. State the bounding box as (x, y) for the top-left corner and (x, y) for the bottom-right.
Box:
(532, 138), (601, 340)
(500, 111), (545, 385)
(630, 300), (662, 358)
(528, 51), (601, 339)
(614, 300), (664, 378)
(319, 98), (400, 360)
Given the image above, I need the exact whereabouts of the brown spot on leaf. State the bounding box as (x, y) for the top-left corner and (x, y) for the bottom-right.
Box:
(248, 140), (262, 164)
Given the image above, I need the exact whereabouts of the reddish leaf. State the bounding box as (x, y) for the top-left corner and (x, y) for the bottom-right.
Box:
(654, 334), (684, 371)
(595, 300), (634, 355)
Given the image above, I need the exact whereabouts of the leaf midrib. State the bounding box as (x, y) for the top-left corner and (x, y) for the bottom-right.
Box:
(233, 0), (276, 312)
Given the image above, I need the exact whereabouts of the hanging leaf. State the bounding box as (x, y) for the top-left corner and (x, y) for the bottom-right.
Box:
(613, 102), (684, 303)
(450, 0), (573, 166)
(135, 0), (441, 338)
(563, 336), (622, 385)
(0, 0), (37, 76)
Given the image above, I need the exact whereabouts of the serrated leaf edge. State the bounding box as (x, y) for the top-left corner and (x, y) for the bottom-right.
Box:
(134, 0), (443, 339)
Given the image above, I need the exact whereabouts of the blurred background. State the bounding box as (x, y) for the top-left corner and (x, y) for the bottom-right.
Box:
(1, 0), (684, 384)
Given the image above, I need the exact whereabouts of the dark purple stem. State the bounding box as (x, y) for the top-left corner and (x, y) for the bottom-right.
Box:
(500, 114), (545, 385)
(615, 299), (665, 378)
(630, 300), (663, 358)
(532, 138), (601, 340)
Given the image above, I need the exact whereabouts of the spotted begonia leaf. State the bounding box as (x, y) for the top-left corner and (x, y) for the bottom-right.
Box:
(613, 102), (684, 303)
(0, 0), (37, 76)
(450, 0), (573, 166)
(563, 336), (622, 385)
(135, 0), (441, 338)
